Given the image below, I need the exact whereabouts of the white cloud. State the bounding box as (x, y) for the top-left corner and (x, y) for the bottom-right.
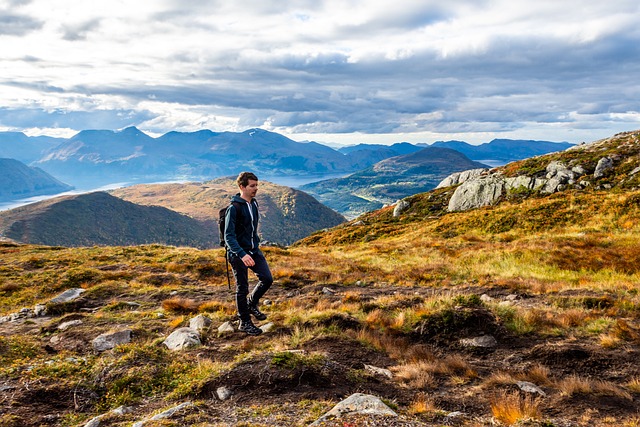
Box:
(0, 0), (639, 145)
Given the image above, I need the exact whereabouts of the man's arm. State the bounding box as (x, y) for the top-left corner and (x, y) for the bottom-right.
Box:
(224, 203), (247, 259)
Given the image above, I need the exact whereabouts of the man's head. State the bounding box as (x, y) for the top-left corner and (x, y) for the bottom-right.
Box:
(236, 171), (259, 201)
(236, 171), (258, 188)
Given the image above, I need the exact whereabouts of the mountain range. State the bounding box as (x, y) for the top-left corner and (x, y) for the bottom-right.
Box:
(0, 127), (573, 192)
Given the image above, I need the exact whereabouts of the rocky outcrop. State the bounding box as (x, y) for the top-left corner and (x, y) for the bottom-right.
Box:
(436, 168), (488, 189)
(447, 174), (506, 212)
(310, 393), (397, 426)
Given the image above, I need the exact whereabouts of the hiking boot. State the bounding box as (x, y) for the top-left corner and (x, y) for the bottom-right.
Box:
(248, 303), (267, 321)
(238, 320), (262, 336)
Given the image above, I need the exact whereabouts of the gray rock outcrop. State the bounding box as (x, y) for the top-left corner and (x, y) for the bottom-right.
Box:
(92, 329), (132, 352)
(459, 335), (497, 348)
(50, 288), (85, 303)
(437, 168), (488, 188)
(132, 402), (193, 427)
(310, 393), (397, 426)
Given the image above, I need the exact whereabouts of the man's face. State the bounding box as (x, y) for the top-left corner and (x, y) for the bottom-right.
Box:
(240, 179), (258, 199)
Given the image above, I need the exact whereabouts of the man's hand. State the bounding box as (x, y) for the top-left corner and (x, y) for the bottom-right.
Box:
(241, 254), (255, 267)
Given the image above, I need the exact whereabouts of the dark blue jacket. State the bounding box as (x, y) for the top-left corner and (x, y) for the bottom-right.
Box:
(224, 194), (260, 259)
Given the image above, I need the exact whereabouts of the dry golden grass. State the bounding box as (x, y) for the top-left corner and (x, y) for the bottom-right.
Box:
(558, 375), (633, 400)
(162, 297), (201, 314)
(409, 393), (438, 414)
(490, 391), (542, 425)
(627, 377), (640, 393)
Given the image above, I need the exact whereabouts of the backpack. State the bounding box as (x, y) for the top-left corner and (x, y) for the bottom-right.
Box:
(218, 201), (241, 247)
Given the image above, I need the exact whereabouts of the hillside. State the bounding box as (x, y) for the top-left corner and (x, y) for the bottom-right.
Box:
(301, 147), (488, 218)
(0, 192), (213, 248)
(111, 177), (346, 246)
(1, 130), (640, 426)
(0, 158), (73, 202)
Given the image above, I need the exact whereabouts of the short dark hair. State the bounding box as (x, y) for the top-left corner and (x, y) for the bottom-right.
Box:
(236, 171), (258, 187)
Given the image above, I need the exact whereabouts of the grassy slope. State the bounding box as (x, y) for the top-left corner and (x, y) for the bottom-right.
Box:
(2, 131), (640, 426)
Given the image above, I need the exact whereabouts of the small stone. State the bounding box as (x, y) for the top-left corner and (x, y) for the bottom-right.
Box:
(480, 294), (493, 302)
(364, 364), (393, 379)
(58, 320), (83, 331)
(217, 386), (232, 401)
(460, 335), (497, 348)
(322, 287), (336, 295)
(34, 304), (47, 316)
(218, 321), (235, 335)
(517, 381), (547, 396)
(262, 299), (273, 306)
(260, 322), (275, 333)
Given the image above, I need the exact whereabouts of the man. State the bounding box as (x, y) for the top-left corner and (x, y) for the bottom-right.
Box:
(224, 172), (273, 336)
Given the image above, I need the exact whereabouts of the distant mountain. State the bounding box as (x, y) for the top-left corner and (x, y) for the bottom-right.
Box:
(30, 127), (354, 188)
(430, 139), (574, 163)
(0, 192), (213, 248)
(337, 142), (423, 169)
(0, 132), (65, 163)
(301, 147), (488, 218)
(111, 177), (346, 246)
(0, 158), (73, 202)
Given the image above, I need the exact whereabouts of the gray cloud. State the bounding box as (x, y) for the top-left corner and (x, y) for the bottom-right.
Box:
(0, 13), (42, 36)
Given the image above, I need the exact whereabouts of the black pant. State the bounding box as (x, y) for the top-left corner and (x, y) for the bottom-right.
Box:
(229, 250), (273, 321)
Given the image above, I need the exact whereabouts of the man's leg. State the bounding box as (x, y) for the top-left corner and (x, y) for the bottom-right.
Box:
(247, 251), (273, 320)
(230, 255), (262, 335)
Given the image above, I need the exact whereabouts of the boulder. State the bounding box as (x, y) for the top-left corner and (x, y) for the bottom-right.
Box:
(393, 199), (410, 217)
(189, 314), (212, 333)
(218, 321), (235, 335)
(594, 157), (614, 178)
(58, 320), (83, 331)
(163, 327), (201, 350)
(448, 174), (505, 212)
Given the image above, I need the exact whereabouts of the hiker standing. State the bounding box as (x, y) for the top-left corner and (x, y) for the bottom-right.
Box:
(224, 171), (273, 336)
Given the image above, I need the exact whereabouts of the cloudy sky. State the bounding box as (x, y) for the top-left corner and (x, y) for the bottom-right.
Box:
(1, 0), (639, 146)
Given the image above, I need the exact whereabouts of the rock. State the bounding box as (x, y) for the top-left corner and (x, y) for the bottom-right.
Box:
(322, 287), (336, 295)
(216, 386), (232, 401)
(517, 381), (547, 396)
(189, 314), (212, 333)
(594, 157), (614, 178)
(92, 329), (132, 352)
(310, 393), (397, 426)
(630, 166), (640, 176)
(58, 320), (83, 331)
(437, 168), (488, 188)
(163, 327), (201, 350)
(364, 364), (393, 379)
(132, 402), (193, 427)
(459, 335), (497, 348)
(49, 288), (85, 304)
(480, 294), (493, 302)
(260, 322), (275, 333)
(448, 174), (506, 212)
(262, 299), (273, 306)
(218, 321), (235, 335)
(34, 304), (47, 316)
(83, 406), (133, 427)
(393, 199), (410, 217)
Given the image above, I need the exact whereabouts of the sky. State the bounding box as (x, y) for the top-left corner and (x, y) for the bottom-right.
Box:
(1, 0), (640, 146)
